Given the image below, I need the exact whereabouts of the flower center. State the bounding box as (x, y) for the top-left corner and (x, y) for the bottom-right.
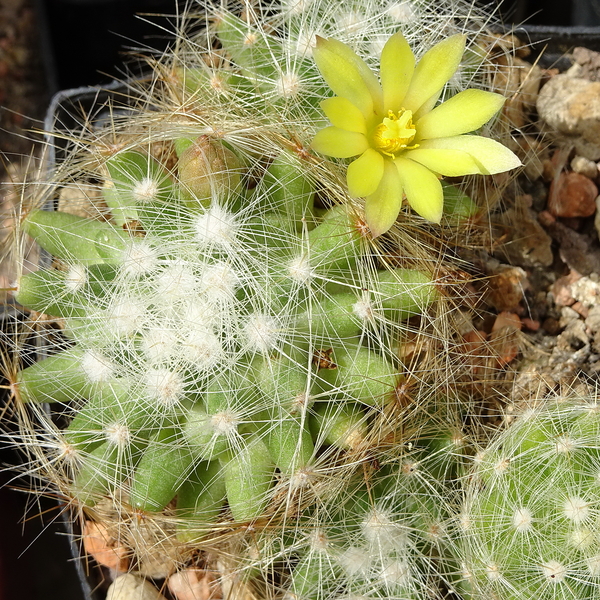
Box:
(373, 109), (418, 158)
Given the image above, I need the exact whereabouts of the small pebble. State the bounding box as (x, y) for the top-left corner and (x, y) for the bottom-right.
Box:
(559, 305), (581, 328)
(585, 305), (600, 330)
(106, 574), (166, 600)
(168, 569), (222, 600)
(542, 316), (562, 335)
(82, 521), (129, 572)
(490, 312), (522, 366)
(486, 266), (528, 313)
(570, 274), (600, 307)
(521, 317), (540, 331)
(571, 155), (598, 179)
(462, 329), (488, 351)
(551, 271), (581, 307)
(548, 171), (598, 218)
(537, 74), (600, 160)
(570, 300), (589, 318)
(492, 311), (522, 333)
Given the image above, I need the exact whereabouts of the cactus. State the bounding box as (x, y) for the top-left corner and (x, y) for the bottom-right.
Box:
(2, 0), (526, 598)
(15, 171), (440, 515)
(233, 421), (470, 600)
(460, 398), (600, 600)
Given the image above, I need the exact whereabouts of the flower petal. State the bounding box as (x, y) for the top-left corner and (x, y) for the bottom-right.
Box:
(347, 148), (385, 197)
(402, 34), (466, 114)
(380, 32), (415, 113)
(394, 157), (443, 223)
(313, 36), (383, 117)
(365, 159), (403, 237)
(413, 91), (441, 122)
(320, 97), (367, 134)
(311, 127), (369, 158)
(402, 147), (483, 176)
(417, 135), (522, 174)
(416, 89), (505, 140)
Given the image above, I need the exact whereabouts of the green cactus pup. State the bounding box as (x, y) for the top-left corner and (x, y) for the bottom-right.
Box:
(262, 423), (471, 600)
(460, 398), (600, 600)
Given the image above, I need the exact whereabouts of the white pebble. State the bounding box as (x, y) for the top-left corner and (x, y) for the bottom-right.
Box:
(106, 574), (166, 600)
(571, 155), (598, 179)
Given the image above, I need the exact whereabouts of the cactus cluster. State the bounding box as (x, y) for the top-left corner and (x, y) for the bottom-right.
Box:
(16, 137), (440, 521)
(6, 1), (580, 600)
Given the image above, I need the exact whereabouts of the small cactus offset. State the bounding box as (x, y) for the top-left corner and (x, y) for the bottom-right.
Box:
(278, 425), (470, 600)
(460, 398), (600, 600)
(3, 0), (526, 598)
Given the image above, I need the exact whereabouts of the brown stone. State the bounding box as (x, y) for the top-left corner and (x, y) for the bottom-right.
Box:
(548, 171), (598, 218)
(552, 271), (581, 307)
(492, 312), (522, 333)
(537, 74), (600, 159)
(168, 569), (222, 600)
(521, 317), (540, 331)
(490, 312), (522, 366)
(82, 521), (130, 572)
(486, 266), (528, 313)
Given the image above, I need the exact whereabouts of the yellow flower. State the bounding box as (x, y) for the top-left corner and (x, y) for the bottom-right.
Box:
(310, 33), (521, 237)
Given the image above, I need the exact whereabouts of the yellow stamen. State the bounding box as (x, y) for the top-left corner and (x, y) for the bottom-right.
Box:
(373, 109), (418, 158)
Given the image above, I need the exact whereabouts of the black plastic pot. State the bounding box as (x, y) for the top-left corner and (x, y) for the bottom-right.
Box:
(513, 24), (600, 69)
(0, 82), (135, 600)
(32, 0), (600, 95)
(33, 0), (180, 94)
(0, 468), (85, 600)
(0, 315), (94, 600)
(44, 80), (135, 169)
